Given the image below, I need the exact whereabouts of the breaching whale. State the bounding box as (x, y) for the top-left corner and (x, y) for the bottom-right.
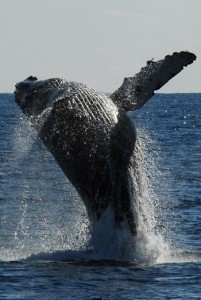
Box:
(14, 51), (196, 235)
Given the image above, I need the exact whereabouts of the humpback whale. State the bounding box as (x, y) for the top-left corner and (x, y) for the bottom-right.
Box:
(14, 51), (196, 235)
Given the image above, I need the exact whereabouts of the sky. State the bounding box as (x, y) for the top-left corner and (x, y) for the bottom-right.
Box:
(0, 0), (200, 93)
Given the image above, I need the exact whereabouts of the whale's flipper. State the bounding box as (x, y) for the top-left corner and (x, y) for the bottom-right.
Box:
(110, 51), (196, 111)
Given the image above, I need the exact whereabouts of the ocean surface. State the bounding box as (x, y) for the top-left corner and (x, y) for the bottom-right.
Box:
(0, 92), (201, 299)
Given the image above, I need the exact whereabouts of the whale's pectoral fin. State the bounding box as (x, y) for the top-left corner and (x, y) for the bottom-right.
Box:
(110, 51), (196, 111)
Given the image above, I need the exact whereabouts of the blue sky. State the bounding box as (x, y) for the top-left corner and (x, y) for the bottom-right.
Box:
(0, 0), (200, 92)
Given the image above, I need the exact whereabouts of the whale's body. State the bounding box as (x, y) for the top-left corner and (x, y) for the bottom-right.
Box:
(14, 51), (196, 235)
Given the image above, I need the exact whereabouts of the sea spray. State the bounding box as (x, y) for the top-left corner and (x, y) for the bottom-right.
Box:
(8, 113), (172, 263)
(131, 128), (172, 263)
(6, 117), (90, 261)
(12, 116), (38, 160)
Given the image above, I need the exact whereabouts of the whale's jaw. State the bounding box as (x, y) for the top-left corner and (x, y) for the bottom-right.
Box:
(14, 77), (67, 118)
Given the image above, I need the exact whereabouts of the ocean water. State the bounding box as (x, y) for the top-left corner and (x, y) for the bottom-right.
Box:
(0, 92), (201, 299)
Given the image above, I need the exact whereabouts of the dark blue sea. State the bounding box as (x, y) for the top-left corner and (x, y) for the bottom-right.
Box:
(1, 93), (201, 299)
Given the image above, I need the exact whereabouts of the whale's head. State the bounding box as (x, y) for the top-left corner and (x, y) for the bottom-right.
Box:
(14, 76), (69, 118)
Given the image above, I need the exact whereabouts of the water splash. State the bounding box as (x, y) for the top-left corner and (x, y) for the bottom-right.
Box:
(2, 114), (192, 264)
(130, 129), (172, 263)
(0, 115), (90, 262)
(12, 116), (38, 160)
(86, 128), (172, 264)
